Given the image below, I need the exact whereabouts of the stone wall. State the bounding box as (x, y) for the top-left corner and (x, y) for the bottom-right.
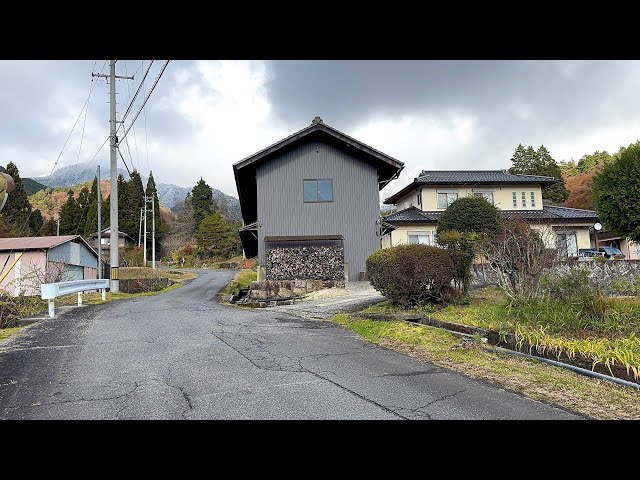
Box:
(552, 259), (640, 294)
(249, 279), (345, 300)
(470, 259), (640, 294)
(266, 246), (344, 281)
(119, 277), (173, 294)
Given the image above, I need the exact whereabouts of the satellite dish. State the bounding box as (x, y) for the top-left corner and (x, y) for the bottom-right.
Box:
(594, 223), (602, 231)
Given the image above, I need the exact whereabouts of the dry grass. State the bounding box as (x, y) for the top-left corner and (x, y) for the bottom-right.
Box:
(332, 314), (640, 420)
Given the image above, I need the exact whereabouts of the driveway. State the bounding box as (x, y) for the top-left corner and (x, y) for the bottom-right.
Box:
(0, 270), (582, 419)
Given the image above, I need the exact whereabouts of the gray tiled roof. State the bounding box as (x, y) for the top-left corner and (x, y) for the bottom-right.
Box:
(384, 205), (598, 225)
(417, 170), (557, 184)
(384, 170), (558, 204)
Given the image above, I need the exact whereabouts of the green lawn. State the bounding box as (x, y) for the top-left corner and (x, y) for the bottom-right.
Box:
(332, 314), (640, 420)
(364, 287), (640, 381)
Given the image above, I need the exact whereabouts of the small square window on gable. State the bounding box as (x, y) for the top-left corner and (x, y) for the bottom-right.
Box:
(303, 179), (333, 202)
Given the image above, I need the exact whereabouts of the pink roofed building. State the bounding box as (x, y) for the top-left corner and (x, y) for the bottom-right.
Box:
(0, 235), (99, 297)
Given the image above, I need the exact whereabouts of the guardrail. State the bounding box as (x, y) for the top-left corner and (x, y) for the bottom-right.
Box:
(41, 279), (110, 318)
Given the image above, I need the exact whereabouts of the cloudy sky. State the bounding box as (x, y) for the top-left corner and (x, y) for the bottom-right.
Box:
(2, 60), (639, 200)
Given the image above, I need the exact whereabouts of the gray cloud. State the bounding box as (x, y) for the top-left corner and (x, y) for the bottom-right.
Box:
(2, 60), (639, 200)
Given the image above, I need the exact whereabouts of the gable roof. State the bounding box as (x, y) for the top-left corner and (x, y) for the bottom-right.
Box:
(384, 205), (599, 225)
(384, 170), (558, 204)
(233, 116), (404, 223)
(89, 228), (134, 240)
(0, 235), (99, 257)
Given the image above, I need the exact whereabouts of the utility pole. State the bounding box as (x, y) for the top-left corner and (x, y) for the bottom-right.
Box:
(152, 194), (156, 270)
(143, 195), (148, 266)
(97, 165), (102, 280)
(92, 60), (133, 292)
(138, 207), (143, 247)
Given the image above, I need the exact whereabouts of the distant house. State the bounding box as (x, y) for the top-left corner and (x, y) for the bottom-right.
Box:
(0, 235), (99, 296)
(233, 116), (404, 281)
(88, 228), (134, 250)
(382, 170), (600, 256)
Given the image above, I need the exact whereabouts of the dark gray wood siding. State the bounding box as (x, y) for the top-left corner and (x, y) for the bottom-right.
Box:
(256, 141), (380, 281)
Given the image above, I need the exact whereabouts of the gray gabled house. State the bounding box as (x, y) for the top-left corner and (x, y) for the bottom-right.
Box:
(233, 117), (404, 281)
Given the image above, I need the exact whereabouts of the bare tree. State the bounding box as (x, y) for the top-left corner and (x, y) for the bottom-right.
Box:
(478, 220), (559, 303)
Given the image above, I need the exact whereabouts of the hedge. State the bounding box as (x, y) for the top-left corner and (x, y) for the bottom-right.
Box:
(366, 245), (455, 307)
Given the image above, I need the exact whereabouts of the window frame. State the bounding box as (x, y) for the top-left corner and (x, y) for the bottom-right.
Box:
(473, 191), (494, 205)
(530, 191), (536, 207)
(437, 191), (458, 209)
(407, 231), (431, 245)
(512, 191), (517, 208)
(521, 191), (526, 208)
(303, 178), (334, 203)
(557, 231), (578, 257)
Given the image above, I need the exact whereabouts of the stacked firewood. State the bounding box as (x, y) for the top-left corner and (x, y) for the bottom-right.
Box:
(266, 246), (344, 280)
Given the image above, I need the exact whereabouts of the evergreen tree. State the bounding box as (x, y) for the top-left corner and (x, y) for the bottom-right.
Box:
(508, 144), (569, 205)
(75, 186), (91, 234)
(195, 211), (239, 258)
(2, 162), (32, 235)
(536, 145), (569, 205)
(145, 171), (165, 257)
(84, 177), (100, 237)
(117, 174), (137, 239)
(191, 177), (213, 233)
(129, 170), (145, 238)
(594, 141), (640, 242)
(58, 191), (79, 235)
(509, 144), (527, 172)
(29, 209), (44, 235)
(41, 217), (58, 236)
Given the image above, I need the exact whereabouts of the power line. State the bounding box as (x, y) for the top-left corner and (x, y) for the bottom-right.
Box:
(116, 60), (154, 134)
(120, 60), (170, 144)
(142, 60), (150, 176)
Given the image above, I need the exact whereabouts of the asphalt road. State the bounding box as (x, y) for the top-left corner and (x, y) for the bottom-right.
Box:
(0, 270), (582, 419)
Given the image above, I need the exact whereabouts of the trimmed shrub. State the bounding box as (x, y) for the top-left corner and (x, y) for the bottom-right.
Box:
(436, 196), (502, 238)
(366, 245), (455, 308)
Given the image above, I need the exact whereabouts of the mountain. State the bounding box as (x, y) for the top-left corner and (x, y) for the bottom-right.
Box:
(32, 160), (241, 221)
(22, 178), (48, 195)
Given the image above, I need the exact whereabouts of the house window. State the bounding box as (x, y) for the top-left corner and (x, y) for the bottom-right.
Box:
(303, 179), (333, 202)
(437, 192), (458, 209)
(557, 232), (578, 257)
(417, 191), (422, 207)
(521, 191), (526, 208)
(512, 192), (517, 208)
(473, 191), (494, 205)
(408, 232), (430, 245)
(530, 191), (535, 207)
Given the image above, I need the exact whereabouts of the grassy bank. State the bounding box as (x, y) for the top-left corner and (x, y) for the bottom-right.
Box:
(364, 287), (640, 380)
(220, 269), (257, 300)
(332, 314), (640, 419)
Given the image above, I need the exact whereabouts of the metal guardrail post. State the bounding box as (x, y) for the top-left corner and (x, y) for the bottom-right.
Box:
(41, 279), (110, 319)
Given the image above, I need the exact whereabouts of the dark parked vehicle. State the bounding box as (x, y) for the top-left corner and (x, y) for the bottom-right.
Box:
(598, 246), (625, 259)
(578, 249), (605, 258)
